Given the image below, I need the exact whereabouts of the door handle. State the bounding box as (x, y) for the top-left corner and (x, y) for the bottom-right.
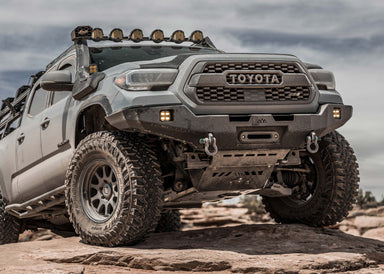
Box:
(40, 118), (50, 130)
(17, 133), (25, 145)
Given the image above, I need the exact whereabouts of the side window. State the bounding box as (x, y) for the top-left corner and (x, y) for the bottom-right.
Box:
(28, 86), (49, 116)
(51, 65), (74, 105)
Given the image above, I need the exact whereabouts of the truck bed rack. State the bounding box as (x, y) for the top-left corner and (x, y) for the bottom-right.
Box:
(0, 71), (45, 140)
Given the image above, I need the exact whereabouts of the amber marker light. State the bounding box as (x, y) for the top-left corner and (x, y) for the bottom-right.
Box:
(190, 30), (203, 43)
(160, 110), (173, 122)
(109, 28), (123, 42)
(171, 30), (185, 43)
(150, 29), (164, 43)
(333, 108), (341, 119)
(114, 75), (126, 86)
(91, 28), (104, 41)
(89, 64), (98, 74)
(130, 29), (143, 42)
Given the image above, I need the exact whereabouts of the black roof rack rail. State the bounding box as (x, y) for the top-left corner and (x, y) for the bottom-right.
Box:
(0, 71), (45, 140)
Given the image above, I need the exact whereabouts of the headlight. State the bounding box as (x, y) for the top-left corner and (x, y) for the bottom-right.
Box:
(114, 69), (178, 91)
(309, 69), (336, 90)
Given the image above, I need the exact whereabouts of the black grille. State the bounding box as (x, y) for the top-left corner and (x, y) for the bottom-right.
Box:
(265, 86), (310, 101)
(196, 87), (244, 102)
(196, 86), (310, 103)
(203, 62), (301, 74)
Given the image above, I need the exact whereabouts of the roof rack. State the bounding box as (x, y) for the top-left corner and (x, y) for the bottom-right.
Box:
(0, 71), (45, 140)
(71, 26), (216, 49)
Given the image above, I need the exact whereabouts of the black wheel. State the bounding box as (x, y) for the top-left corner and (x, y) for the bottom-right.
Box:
(155, 210), (182, 232)
(65, 131), (163, 246)
(0, 194), (21, 244)
(262, 131), (359, 227)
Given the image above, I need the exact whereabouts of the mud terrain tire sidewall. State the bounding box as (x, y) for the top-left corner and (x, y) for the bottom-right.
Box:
(156, 210), (182, 232)
(0, 195), (20, 244)
(262, 131), (359, 227)
(65, 131), (163, 246)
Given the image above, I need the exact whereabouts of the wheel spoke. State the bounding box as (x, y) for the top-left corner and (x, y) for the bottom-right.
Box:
(104, 201), (109, 216)
(96, 200), (103, 212)
(106, 167), (113, 182)
(90, 192), (102, 202)
(111, 182), (118, 196)
(94, 172), (104, 188)
(109, 198), (117, 208)
(102, 166), (107, 179)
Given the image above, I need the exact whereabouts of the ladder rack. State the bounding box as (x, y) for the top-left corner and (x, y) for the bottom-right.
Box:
(0, 86), (31, 140)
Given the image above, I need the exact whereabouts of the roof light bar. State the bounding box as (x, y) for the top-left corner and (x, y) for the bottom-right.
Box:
(71, 26), (93, 41)
(171, 30), (185, 43)
(71, 26), (205, 45)
(130, 29), (143, 42)
(91, 28), (104, 42)
(109, 28), (124, 42)
(190, 30), (203, 43)
(150, 29), (164, 43)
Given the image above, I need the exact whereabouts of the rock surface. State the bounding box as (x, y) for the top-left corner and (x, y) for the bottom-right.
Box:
(1, 223), (384, 273)
(2, 204), (384, 273)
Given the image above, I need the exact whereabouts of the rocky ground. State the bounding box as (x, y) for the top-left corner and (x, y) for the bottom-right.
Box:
(2, 204), (384, 273)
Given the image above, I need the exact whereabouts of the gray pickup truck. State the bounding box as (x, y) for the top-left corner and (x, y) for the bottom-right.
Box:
(0, 26), (359, 246)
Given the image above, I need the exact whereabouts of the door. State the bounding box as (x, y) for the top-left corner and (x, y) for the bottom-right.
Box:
(39, 90), (73, 191)
(15, 85), (50, 202)
(39, 62), (75, 190)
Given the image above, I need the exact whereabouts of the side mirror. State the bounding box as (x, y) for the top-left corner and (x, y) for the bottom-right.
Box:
(41, 71), (73, 91)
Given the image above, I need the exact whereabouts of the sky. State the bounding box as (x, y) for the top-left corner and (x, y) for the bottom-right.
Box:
(0, 0), (383, 197)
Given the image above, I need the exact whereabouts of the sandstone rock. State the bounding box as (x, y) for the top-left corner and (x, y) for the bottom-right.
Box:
(19, 229), (62, 242)
(363, 227), (384, 241)
(338, 226), (361, 237)
(365, 206), (384, 216)
(354, 216), (384, 232)
(2, 224), (384, 273)
(7, 204), (384, 273)
(346, 209), (368, 219)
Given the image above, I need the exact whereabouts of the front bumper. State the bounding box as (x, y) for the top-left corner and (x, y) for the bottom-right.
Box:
(106, 104), (352, 150)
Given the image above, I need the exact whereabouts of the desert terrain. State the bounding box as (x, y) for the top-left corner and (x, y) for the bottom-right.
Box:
(1, 203), (384, 273)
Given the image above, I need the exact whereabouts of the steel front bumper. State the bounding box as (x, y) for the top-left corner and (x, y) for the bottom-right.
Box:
(106, 104), (352, 150)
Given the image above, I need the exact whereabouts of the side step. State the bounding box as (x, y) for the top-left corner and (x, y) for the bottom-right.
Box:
(5, 186), (66, 219)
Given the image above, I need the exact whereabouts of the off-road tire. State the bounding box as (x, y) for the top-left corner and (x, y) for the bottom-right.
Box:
(0, 194), (21, 244)
(262, 131), (359, 227)
(65, 131), (163, 246)
(155, 210), (182, 232)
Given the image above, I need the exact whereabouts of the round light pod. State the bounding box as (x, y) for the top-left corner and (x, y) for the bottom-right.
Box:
(171, 30), (185, 43)
(91, 28), (104, 41)
(76, 26), (92, 36)
(130, 29), (143, 42)
(150, 29), (164, 43)
(190, 30), (203, 43)
(71, 25), (93, 41)
(109, 28), (123, 42)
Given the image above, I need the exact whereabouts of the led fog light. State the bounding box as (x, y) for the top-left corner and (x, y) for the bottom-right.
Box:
(333, 108), (341, 119)
(160, 110), (173, 122)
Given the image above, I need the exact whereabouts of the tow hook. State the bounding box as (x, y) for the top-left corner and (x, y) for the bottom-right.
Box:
(200, 133), (218, 156)
(306, 131), (320, 154)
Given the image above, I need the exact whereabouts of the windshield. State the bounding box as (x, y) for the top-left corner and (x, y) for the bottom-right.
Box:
(89, 45), (220, 71)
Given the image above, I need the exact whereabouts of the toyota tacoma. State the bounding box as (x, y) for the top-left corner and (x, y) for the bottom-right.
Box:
(0, 26), (359, 246)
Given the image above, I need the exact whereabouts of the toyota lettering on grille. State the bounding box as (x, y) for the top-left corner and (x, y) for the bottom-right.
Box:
(226, 72), (282, 85)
